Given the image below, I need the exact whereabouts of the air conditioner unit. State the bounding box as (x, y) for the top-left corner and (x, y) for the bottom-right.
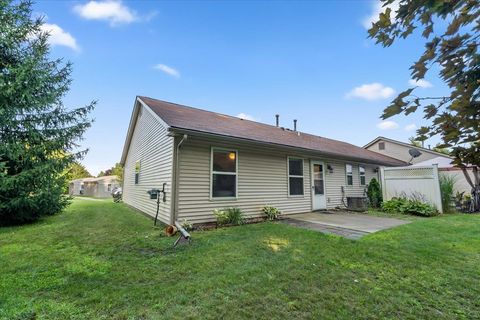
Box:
(346, 197), (367, 212)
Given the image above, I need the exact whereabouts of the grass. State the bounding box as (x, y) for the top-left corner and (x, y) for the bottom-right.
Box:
(1, 199), (480, 319)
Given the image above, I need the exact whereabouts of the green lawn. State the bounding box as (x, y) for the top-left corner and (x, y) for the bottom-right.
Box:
(1, 199), (479, 319)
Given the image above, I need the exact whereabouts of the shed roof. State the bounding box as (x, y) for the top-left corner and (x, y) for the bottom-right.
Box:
(133, 96), (405, 166)
(70, 175), (118, 183)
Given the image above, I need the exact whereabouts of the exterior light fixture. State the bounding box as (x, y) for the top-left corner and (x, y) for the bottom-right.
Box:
(327, 164), (334, 173)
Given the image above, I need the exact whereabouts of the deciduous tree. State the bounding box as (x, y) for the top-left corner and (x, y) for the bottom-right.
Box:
(368, 0), (479, 210)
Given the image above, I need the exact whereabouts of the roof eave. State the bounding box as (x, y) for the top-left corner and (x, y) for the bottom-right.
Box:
(120, 97), (142, 165)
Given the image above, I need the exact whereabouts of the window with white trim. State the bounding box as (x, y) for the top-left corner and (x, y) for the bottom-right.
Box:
(211, 149), (237, 198)
(288, 158), (304, 196)
(346, 164), (353, 186)
(359, 166), (366, 186)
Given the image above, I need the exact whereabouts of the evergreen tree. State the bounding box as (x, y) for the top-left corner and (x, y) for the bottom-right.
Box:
(0, 0), (95, 225)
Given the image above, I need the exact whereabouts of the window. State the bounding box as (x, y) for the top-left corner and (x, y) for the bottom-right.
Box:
(211, 149), (237, 198)
(288, 158), (304, 196)
(107, 184), (112, 192)
(135, 161), (140, 184)
(359, 166), (366, 186)
(378, 142), (385, 150)
(346, 164), (353, 186)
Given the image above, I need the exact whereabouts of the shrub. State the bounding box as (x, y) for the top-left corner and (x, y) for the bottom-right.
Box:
(381, 197), (406, 213)
(382, 197), (438, 217)
(214, 207), (245, 226)
(439, 174), (456, 213)
(262, 206), (281, 220)
(180, 218), (193, 231)
(366, 178), (383, 208)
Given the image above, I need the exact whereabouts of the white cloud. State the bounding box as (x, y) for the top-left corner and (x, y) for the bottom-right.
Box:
(377, 120), (399, 130)
(408, 79), (433, 88)
(346, 83), (395, 101)
(39, 23), (79, 51)
(153, 64), (180, 78)
(236, 113), (256, 121)
(74, 0), (137, 26)
(362, 0), (399, 29)
(405, 123), (417, 132)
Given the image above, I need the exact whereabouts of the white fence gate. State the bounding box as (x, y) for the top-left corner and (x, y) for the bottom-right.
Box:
(380, 164), (443, 213)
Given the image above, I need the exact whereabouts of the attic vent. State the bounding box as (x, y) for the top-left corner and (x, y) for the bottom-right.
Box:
(378, 142), (385, 150)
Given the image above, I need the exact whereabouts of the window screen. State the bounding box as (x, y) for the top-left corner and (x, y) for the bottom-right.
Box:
(359, 166), (366, 186)
(288, 158), (304, 196)
(346, 164), (353, 186)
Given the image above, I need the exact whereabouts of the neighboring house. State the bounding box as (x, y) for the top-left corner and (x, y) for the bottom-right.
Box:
(69, 175), (120, 198)
(364, 136), (452, 164)
(120, 96), (405, 225)
(411, 157), (473, 195)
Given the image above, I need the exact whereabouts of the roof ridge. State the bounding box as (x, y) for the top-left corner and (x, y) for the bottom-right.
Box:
(364, 136), (452, 158)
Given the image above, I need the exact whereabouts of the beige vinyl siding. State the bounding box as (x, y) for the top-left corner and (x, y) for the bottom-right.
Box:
(323, 161), (377, 208)
(95, 178), (120, 198)
(366, 140), (442, 164)
(123, 105), (174, 223)
(177, 135), (379, 223)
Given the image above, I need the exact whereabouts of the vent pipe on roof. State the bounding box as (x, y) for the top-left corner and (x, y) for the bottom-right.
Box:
(275, 114), (279, 127)
(293, 119), (297, 132)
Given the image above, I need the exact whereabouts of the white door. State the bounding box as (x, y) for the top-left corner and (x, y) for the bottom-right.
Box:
(311, 161), (326, 210)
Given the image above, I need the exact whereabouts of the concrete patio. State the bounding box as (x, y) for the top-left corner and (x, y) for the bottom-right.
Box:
(282, 212), (411, 239)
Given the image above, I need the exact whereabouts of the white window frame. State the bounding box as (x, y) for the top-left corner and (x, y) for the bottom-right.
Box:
(287, 157), (304, 197)
(346, 164), (353, 186)
(210, 147), (238, 200)
(359, 166), (366, 186)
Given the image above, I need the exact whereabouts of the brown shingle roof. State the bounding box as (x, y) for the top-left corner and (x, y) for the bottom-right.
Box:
(139, 96), (406, 166)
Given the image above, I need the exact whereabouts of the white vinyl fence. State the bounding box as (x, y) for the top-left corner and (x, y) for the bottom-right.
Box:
(380, 164), (443, 213)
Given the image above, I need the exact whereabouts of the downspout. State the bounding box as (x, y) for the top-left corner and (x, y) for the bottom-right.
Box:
(172, 134), (188, 224)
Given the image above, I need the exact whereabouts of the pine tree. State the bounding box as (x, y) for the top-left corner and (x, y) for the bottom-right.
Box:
(0, 0), (95, 225)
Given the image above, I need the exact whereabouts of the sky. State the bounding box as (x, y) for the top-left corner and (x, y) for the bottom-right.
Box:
(32, 0), (447, 176)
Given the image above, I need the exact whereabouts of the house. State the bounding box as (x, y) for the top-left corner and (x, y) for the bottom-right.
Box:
(364, 136), (452, 164)
(69, 175), (120, 198)
(120, 96), (405, 225)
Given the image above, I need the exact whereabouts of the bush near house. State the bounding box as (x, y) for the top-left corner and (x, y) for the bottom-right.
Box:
(366, 178), (383, 208)
(262, 206), (281, 220)
(214, 207), (245, 226)
(382, 198), (438, 217)
(439, 174), (456, 213)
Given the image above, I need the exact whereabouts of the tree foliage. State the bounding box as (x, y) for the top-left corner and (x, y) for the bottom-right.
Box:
(408, 136), (422, 147)
(65, 162), (92, 181)
(368, 0), (479, 210)
(0, 0), (95, 225)
(98, 163), (123, 182)
(367, 178), (383, 208)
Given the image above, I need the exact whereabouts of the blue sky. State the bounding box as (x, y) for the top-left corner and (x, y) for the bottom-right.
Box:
(33, 0), (446, 175)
